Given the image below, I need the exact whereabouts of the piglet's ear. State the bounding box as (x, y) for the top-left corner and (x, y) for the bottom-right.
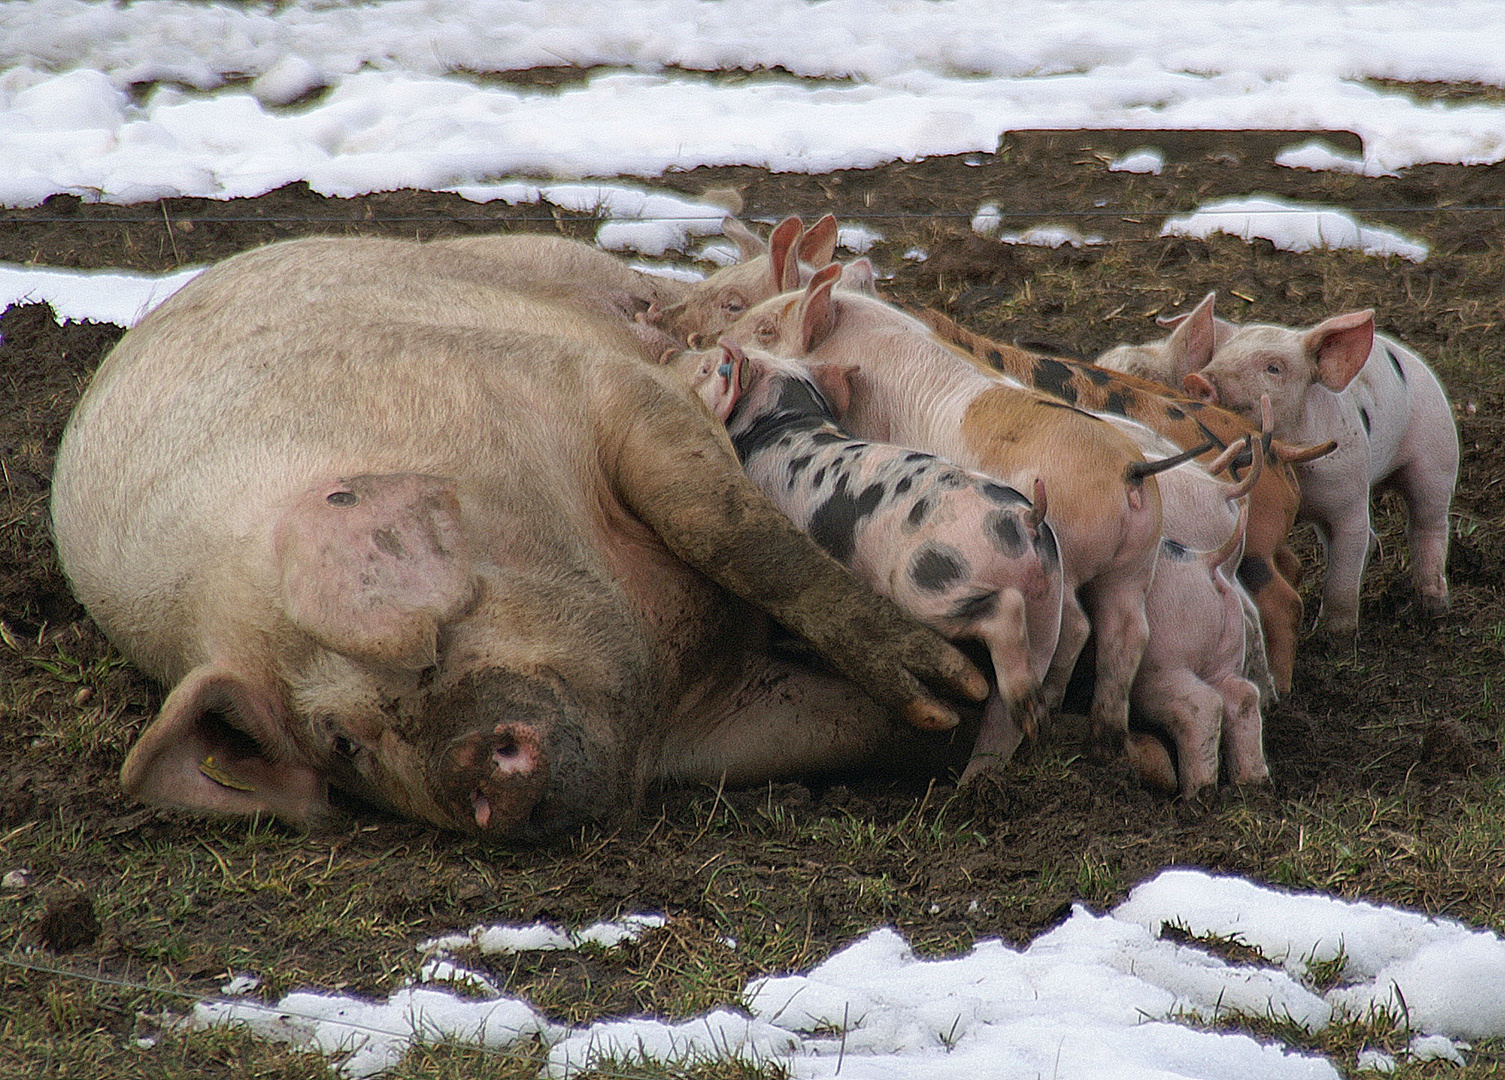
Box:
(722, 216), (768, 260)
(798, 263), (843, 354)
(1156, 291), (1215, 329)
(121, 664), (330, 826)
(1183, 371), (1218, 403)
(768, 216), (803, 293)
(1158, 293), (1238, 346)
(1163, 292), (1217, 381)
(840, 257), (878, 295)
(276, 474), (474, 671)
(811, 362), (860, 416)
(1306, 310), (1374, 392)
(796, 214), (839, 269)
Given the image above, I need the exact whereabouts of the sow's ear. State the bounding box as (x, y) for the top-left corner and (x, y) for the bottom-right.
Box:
(276, 474), (475, 670)
(120, 664), (330, 825)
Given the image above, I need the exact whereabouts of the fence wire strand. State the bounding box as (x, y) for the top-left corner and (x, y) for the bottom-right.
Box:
(2, 204), (1504, 229)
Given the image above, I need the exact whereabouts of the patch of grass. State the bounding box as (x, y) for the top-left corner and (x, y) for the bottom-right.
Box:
(1363, 78), (1505, 105)
(1301, 944), (1349, 993)
(1160, 919), (1273, 968)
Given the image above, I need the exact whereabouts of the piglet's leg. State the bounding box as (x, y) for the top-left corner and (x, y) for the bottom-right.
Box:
(1238, 588), (1279, 707)
(957, 591), (1044, 782)
(1245, 565), (1299, 697)
(1216, 675), (1269, 786)
(959, 689), (1028, 786)
(1317, 507), (1371, 638)
(1041, 594), (1091, 711)
(1136, 668), (1222, 799)
(1393, 457), (1454, 616)
(1081, 574), (1151, 763)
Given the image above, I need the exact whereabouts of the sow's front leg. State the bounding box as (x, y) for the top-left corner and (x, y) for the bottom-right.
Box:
(608, 369), (988, 730)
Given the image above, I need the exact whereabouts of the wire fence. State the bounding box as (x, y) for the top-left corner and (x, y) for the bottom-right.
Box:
(2, 204), (1505, 229)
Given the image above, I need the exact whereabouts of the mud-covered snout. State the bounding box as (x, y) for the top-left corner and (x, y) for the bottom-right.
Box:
(423, 670), (622, 842)
(441, 720), (550, 836)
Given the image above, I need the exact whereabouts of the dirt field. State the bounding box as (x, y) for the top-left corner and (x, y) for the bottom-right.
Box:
(2, 128), (1503, 1077)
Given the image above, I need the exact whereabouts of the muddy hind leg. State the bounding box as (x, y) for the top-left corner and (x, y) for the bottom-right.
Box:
(1081, 574), (1151, 765)
(657, 658), (974, 790)
(1215, 674), (1268, 785)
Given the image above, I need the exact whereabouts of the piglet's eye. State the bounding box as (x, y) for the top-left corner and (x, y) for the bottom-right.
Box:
(1265, 362), (1282, 375)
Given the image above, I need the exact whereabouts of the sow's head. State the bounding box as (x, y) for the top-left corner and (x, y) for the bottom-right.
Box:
(118, 473), (630, 842)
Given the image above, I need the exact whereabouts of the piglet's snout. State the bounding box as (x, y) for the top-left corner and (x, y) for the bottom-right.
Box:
(443, 721), (550, 834)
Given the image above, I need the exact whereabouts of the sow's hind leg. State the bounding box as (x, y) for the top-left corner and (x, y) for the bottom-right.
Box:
(657, 657), (971, 786)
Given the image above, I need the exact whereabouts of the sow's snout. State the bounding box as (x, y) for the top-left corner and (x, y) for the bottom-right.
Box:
(427, 671), (620, 842)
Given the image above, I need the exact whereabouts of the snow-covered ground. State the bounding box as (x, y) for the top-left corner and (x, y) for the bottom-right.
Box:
(6, 3), (1504, 1074)
(5, 0), (1502, 313)
(191, 869), (1505, 1079)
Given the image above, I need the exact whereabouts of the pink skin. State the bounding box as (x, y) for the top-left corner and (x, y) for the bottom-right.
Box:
(1133, 501), (1268, 798)
(1101, 410), (1280, 709)
(656, 214), (839, 347)
(1095, 292), (1229, 386)
(686, 343), (1064, 782)
(1172, 301), (1459, 637)
(1128, 437), (1270, 797)
(716, 265), (1180, 784)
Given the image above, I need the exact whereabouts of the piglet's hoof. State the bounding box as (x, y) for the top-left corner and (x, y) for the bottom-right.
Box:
(1082, 725), (1129, 766)
(1125, 731), (1177, 796)
(1313, 615), (1359, 643)
(1420, 593), (1451, 618)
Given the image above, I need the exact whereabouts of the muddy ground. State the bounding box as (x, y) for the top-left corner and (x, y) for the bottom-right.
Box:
(1, 129), (1503, 1064)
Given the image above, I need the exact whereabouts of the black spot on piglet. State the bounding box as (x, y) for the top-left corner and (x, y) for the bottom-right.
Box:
(808, 478), (886, 565)
(911, 544), (967, 592)
(982, 481), (1027, 506)
(988, 510), (1027, 557)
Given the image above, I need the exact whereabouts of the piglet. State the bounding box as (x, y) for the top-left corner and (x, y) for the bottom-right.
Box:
(1135, 495), (1267, 799)
(679, 342), (1065, 783)
(1173, 303), (1459, 637)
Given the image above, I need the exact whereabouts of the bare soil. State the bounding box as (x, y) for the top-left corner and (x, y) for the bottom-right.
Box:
(2, 130), (1503, 1052)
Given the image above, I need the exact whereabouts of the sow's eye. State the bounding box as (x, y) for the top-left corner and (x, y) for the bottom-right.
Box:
(332, 734), (359, 759)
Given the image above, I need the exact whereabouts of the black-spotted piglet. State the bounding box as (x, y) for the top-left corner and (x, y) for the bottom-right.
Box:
(684, 343), (1065, 782)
